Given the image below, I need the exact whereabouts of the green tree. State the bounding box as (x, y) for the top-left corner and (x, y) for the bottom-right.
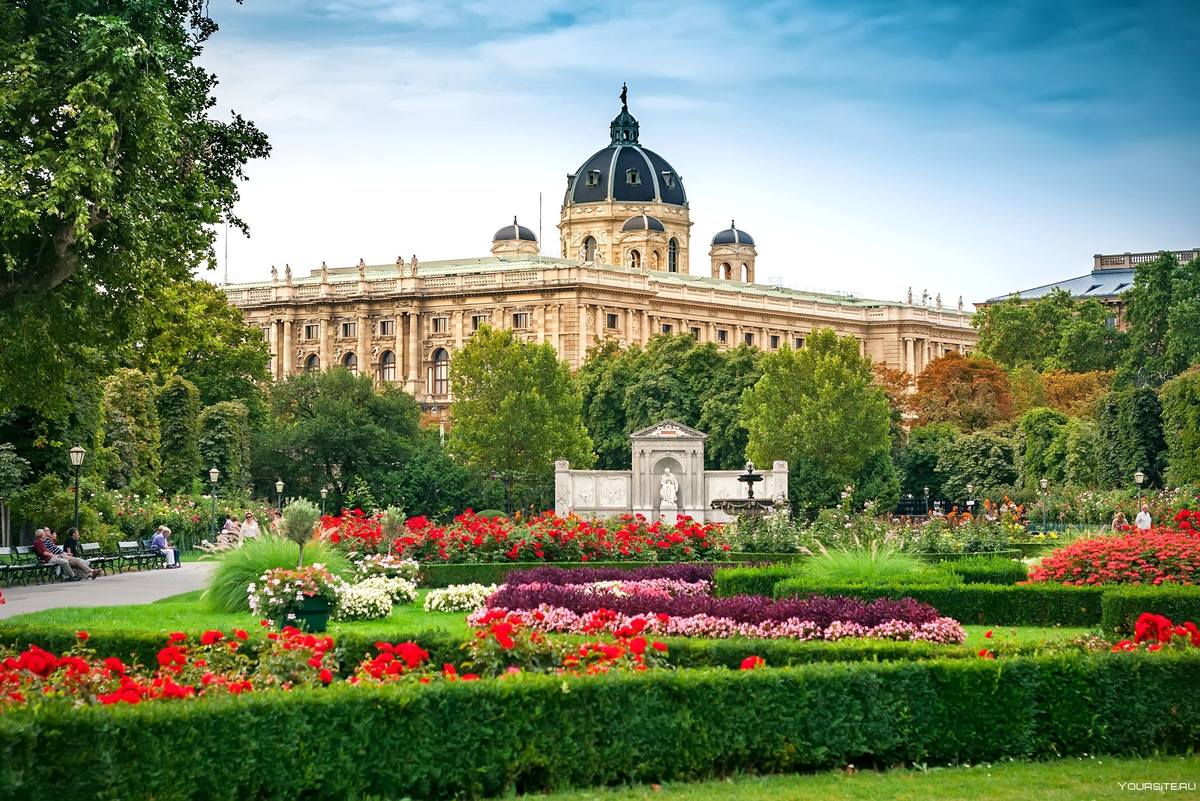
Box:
(156, 376), (201, 495)
(1123, 252), (1200, 385)
(199, 400), (250, 493)
(1057, 416), (1102, 488)
(897, 423), (959, 499)
(973, 288), (1126, 373)
(742, 329), (892, 513)
(1018, 407), (1069, 490)
(577, 340), (638, 470)
(371, 429), (486, 520)
(253, 368), (421, 504)
(100, 368), (160, 489)
(1096, 388), (1167, 489)
(449, 326), (593, 506)
(697, 344), (762, 469)
(0, 0), (270, 415)
(1161, 366), (1200, 486)
(935, 425), (1020, 500)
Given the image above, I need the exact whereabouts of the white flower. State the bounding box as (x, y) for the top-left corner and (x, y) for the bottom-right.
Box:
(424, 583), (498, 613)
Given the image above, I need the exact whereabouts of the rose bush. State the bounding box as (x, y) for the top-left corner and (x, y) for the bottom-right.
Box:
(1026, 526), (1200, 586)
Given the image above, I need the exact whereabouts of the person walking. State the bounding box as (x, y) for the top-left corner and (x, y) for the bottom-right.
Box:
(241, 512), (260, 539)
(1135, 504), (1152, 531)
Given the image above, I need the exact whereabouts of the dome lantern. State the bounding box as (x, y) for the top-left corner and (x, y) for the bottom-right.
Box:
(491, 216), (539, 257)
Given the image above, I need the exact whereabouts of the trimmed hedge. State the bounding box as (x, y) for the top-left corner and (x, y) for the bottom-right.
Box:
(916, 549), (1025, 563)
(773, 580), (1105, 627)
(1100, 584), (1200, 635)
(941, 555), (1030, 585)
(713, 564), (803, 597)
(419, 554), (808, 588)
(1, 654), (1197, 798)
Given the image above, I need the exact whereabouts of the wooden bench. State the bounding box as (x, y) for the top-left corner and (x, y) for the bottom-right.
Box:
(117, 541), (156, 571)
(80, 542), (120, 575)
(140, 540), (168, 569)
(0, 547), (46, 587)
(13, 546), (57, 584)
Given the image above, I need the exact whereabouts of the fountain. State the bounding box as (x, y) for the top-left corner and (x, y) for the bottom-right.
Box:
(710, 461), (780, 519)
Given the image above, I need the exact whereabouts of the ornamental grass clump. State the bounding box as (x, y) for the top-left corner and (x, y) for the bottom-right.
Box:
(281, 499), (322, 568)
(803, 535), (922, 584)
(204, 535), (352, 613)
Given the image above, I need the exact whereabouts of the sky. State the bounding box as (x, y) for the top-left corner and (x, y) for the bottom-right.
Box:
(200, 0), (1200, 308)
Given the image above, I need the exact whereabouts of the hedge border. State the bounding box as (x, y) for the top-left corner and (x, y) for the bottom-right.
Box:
(773, 580), (1105, 627)
(1100, 584), (1200, 634)
(1, 654), (1197, 799)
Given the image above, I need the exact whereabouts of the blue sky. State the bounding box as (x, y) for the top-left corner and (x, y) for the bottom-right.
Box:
(202, 0), (1200, 307)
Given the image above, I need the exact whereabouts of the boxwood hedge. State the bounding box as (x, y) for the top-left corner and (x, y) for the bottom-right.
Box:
(1100, 584), (1200, 635)
(418, 554), (808, 588)
(0, 653), (1196, 799)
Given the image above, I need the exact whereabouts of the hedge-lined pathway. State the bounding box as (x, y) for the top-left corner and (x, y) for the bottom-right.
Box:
(0, 561), (215, 620)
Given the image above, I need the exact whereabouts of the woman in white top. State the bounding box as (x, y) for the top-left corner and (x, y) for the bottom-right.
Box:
(241, 513), (260, 539)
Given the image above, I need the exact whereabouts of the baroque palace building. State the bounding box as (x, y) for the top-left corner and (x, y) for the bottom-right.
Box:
(223, 93), (978, 410)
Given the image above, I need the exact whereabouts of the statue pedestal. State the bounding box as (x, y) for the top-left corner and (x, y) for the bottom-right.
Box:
(659, 501), (678, 525)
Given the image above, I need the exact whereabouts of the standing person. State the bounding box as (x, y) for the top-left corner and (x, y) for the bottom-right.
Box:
(241, 513), (260, 539)
(151, 526), (181, 568)
(1110, 512), (1128, 532)
(1135, 504), (1152, 530)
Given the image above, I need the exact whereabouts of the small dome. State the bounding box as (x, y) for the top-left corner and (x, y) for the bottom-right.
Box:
(493, 217), (537, 242)
(711, 221), (754, 246)
(622, 213), (665, 232)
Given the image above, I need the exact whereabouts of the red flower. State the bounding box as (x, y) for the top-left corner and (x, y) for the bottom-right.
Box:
(200, 631), (224, 646)
(977, 649), (995, 659)
(629, 637), (647, 655)
(740, 656), (765, 671)
(76, 631), (89, 641)
(104, 657), (126, 675)
(234, 629), (249, 640)
(319, 669), (333, 684)
(169, 632), (187, 643)
(461, 673), (480, 681)
(984, 631), (993, 639)
(651, 641), (668, 653)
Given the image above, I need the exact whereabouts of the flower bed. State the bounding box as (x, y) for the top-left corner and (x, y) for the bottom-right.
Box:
(506, 563), (718, 586)
(1027, 526), (1200, 586)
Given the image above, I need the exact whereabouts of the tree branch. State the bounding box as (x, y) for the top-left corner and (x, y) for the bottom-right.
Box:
(0, 204), (111, 309)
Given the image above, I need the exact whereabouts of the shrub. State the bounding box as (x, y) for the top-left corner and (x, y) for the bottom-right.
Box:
(1, 654), (1198, 798)
(203, 535), (351, 613)
(423, 584), (497, 613)
(773, 580), (1104, 627)
(1100, 584), (1200, 635)
(803, 538), (923, 584)
(714, 565), (803, 597)
(1027, 526), (1200, 585)
(942, 555), (1029, 585)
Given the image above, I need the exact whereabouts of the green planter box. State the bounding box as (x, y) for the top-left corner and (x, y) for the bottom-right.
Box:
(286, 596), (331, 632)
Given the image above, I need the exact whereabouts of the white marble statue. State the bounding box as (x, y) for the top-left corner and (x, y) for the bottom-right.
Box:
(660, 469), (679, 506)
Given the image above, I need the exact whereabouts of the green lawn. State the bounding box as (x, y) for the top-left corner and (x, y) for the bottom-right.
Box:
(527, 755), (1200, 800)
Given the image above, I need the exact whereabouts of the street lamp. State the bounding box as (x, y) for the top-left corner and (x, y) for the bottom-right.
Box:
(276, 478), (285, 512)
(68, 445), (86, 533)
(923, 486), (930, 516)
(320, 487), (328, 516)
(208, 465), (220, 542)
(1134, 470), (1145, 511)
(966, 483), (974, 513)
(1040, 477), (1049, 531)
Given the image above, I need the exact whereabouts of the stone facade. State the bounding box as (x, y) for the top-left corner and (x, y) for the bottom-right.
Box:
(224, 256), (977, 410)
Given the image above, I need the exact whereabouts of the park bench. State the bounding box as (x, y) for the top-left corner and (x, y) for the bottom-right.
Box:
(0, 546), (46, 587)
(13, 546), (57, 584)
(140, 540), (168, 569)
(80, 542), (120, 575)
(117, 541), (156, 571)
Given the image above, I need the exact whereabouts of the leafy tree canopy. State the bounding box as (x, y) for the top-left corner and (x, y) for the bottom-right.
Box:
(911, 352), (1012, 433)
(1122, 253), (1200, 386)
(973, 288), (1126, 374)
(0, 0), (270, 415)
(448, 325), (594, 487)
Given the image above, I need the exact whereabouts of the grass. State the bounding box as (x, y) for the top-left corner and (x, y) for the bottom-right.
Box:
(804, 537), (923, 584)
(525, 754), (1200, 800)
(203, 534), (352, 613)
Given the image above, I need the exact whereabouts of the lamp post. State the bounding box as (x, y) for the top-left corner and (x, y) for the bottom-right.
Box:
(923, 486), (930, 516)
(276, 479), (285, 512)
(966, 483), (974, 514)
(208, 465), (220, 542)
(1134, 470), (1145, 511)
(320, 487), (328, 516)
(68, 445), (86, 533)
(1039, 477), (1049, 531)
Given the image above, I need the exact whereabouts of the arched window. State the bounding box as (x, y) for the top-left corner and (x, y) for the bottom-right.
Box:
(628, 249), (641, 270)
(432, 348), (450, 396)
(720, 262), (732, 280)
(582, 236), (597, 261)
(651, 250), (660, 271)
(380, 351), (396, 383)
(304, 354), (320, 372)
(668, 238), (678, 272)
(741, 263), (749, 282)
(342, 352), (357, 376)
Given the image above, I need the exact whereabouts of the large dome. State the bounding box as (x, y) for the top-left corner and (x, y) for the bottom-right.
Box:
(564, 106), (688, 208)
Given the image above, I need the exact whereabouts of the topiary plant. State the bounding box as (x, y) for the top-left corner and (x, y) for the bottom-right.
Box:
(281, 498), (322, 568)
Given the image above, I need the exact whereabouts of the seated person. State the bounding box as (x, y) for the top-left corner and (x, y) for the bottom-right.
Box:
(62, 527), (82, 557)
(36, 528), (97, 580)
(150, 526), (181, 568)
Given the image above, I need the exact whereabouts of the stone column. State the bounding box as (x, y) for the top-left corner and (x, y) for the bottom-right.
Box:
(577, 301), (587, 360)
(625, 308), (633, 345)
(280, 318), (293, 378)
(356, 312), (370, 378)
(535, 305), (545, 344)
(319, 315), (333, 370)
(406, 312), (421, 393)
(904, 337), (914, 375)
(640, 310), (650, 346)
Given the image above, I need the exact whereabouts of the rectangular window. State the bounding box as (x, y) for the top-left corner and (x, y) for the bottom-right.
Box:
(661, 323), (673, 334)
(690, 327), (701, 340)
(795, 337), (804, 349)
(432, 317), (448, 333)
(717, 329), (728, 344)
(513, 313), (529, 329)
(472, 315), (487, 331)
(744, 332), (754, 346)
(770, 335), (780, 349)
(661, 171), (676, 189)
(304, 324), (318, 340)
(1106, 316), (1116, 329)
(379, 320), (395, 336)
(606, 313), (618, 330)
(626, 168), (641, 186)
(341, 322), (357, 338)
(586, 169), (601, 187)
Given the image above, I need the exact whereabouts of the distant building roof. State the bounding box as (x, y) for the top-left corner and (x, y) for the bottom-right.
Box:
(983, 249), (1199, 304)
